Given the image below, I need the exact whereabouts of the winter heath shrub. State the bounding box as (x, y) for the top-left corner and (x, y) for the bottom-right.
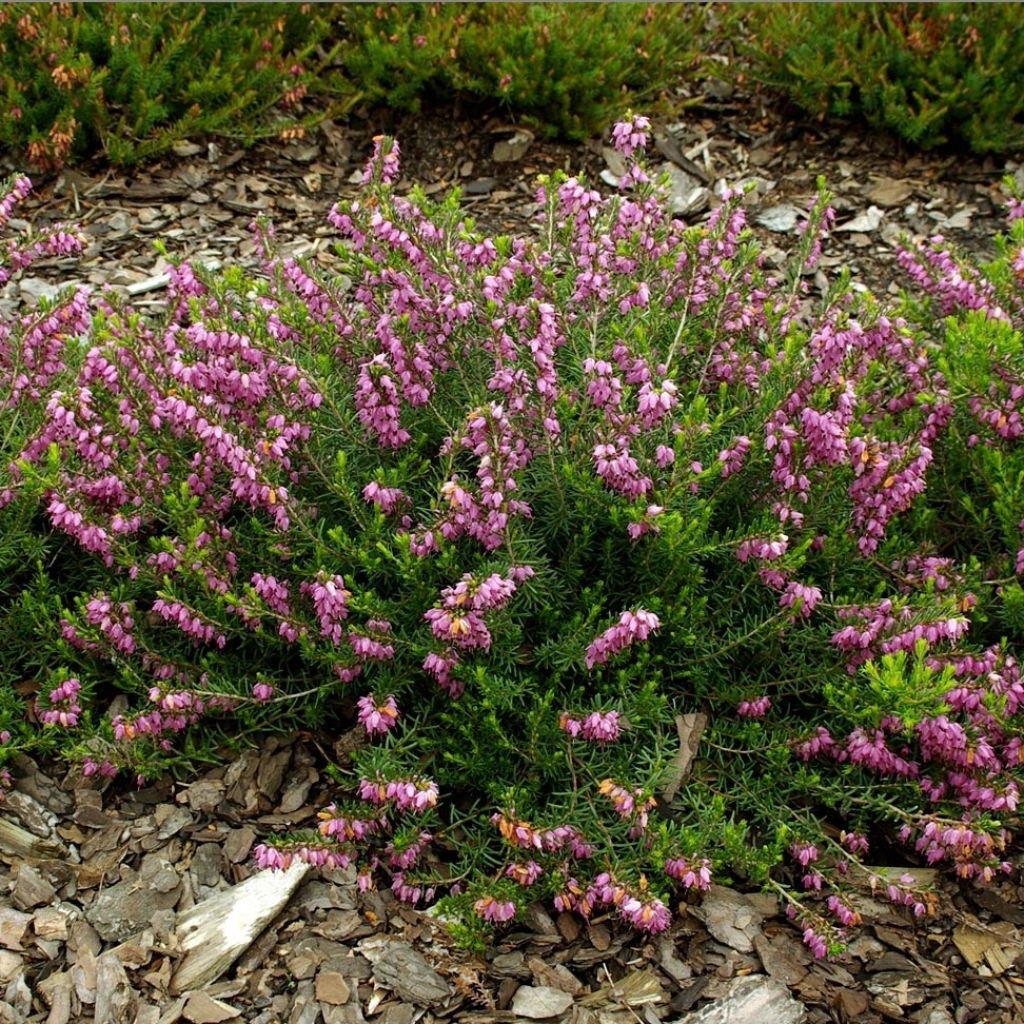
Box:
(744, 3), (1024, 153)
(2, 125), (1024, 957)
(0, 3), (342, 169)
(336, 3), (705, 141)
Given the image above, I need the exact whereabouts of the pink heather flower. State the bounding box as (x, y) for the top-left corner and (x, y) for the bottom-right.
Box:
(38, 678), (82, 728)
(424, 607), (491, 650)
(391, 873), (424, 905)
(737, 695), (771, 719)
(303, 572), (350, 646)
(387, 778), (439, 813)
(780, 581), (822, 618)
(791, 841), (819, 867)
(362, 480), (409, 514)
(665, 856), (712, 891)
(356, 694), (399, 736)
(251, 682), (274, 702)
(841, 831), (870, 856)
(423, 650), (462, 697)
(803, 927), (828, 959)
(254, 843), (292, 871)
(581, 710), (622, 743)
(655, 444), (676, 468)
(363, 135), (401, 185)
(559, 712), (583, 738)
(474, 895), (516, 924)
(357, 777), (389, 805)
(505, 861), (544, 886)
(827, 895), (862, 928)
(622, 895), (671, 934)
(719, 435), (751, 477)
(611, 115), (651, 159)
(627, 504), (665, 541)
(585, 608), (660, 669)
(348, 619), (395, 662)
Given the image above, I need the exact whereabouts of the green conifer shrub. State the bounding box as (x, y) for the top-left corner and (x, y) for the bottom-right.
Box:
(335, 3), (705, 140)
(743, 3), (1024, 153)
(0, 2), (343, 169)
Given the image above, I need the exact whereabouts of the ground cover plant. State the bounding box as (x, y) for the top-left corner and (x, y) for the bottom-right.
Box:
(744, 2), (1024, 154)
(0, 1), (705, 169)
(0, 1), (342, 169)
(336, 2), (705, 141)
(1, 118), (1024, 958)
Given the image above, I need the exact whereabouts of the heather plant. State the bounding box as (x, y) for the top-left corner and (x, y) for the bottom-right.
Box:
(2, 124), (1024, 959)
(336, 3), (704, 140)
(744, 3), (1024, 153)
(0, 3), (343, 169)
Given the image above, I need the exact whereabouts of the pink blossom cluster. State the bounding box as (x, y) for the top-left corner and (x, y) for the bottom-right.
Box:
(386, 830), (433, 871)
(109, 685), (233, 752)
(610, 114), (651, 159)
(831, 598), (969, 672)
(490, 811), (594, 859)
(559, 709), (622, 743)
(898, 818), (1012, 881)
(359, 776), (439, 814)
(432, 404), (534, 550)
(356, 693), (399, 736)
(586, 872), (671, 934)
(737, 695), (771, 719)
(254, 842), (351, 872)
(349, 619), (395, 662)
(626, 503), (665, 541)
(474, 894), (516, 923)
(897, 237), (1008, 321)
(301, 572), (350, 646)
(779, 581), (822, 619)
(423, 569), (528, 693)
(598, 778), (656, 837)
(151, 598), (226, 649)
(505, 860), (543, 886)
(82, 758), (118, 779)
(362, 480), (409, 515)
(37, 677), (82, 727)
(718, 435), (750, 477)
(317, 804), (382, 842)
(0, 176), (32, 233)
(362, 135), (401, 185)
(664, 856), (712, 892)
(585, 608), (660, 669)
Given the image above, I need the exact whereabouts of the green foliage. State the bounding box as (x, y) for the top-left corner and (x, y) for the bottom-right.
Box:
(3, 136), (1024, 951)
(743, 2), (1024, 153)
(331, 3), (707, 140)
(0, 2), (344, 168)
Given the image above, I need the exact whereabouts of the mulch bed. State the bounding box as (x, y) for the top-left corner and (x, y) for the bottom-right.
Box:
(1, 88), (1023, 1024)
(1, 737), (1022, 1023)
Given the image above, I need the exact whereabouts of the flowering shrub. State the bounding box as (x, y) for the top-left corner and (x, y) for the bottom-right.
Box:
(2, 120), (1024, 957)
(0, 2), (340, 169)
(338, 3), (705, 141)
(744, 3), (1024, 153)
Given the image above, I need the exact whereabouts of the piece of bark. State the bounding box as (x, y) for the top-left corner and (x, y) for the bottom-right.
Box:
(660, 713), (708, 805)
(0, 816), (68, 862)
(358, 938), (451, 1007)
(171, 860), (310, 994)
(673, 974), (805, 1024)
(94, 952), (136, 1024)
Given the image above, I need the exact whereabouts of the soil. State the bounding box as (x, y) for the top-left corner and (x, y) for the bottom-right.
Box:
(2, 87), (1024, 1024)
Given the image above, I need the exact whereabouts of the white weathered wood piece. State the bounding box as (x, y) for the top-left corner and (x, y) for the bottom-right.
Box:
(170, 860), (309, 994)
